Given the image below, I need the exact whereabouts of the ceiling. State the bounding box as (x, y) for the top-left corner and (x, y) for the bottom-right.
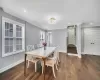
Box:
(0, 0), (100, 30)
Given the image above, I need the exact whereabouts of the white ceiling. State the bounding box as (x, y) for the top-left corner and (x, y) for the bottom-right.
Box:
(0, 0), (100, 30)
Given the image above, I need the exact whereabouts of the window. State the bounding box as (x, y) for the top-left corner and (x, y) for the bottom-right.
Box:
(40, 31), (45, 41)
(40, 31), (45, 45)
(2, 17), (25, 57)
(47, 32), (52, 46)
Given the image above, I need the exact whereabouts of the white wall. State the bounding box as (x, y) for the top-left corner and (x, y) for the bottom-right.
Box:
(50, 29), (67, 53)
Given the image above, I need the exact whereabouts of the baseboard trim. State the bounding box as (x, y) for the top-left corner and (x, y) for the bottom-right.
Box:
(0, 59), (24, 73)
(68, 53), (82, 58)
(68, 53), (78, 56)
(81, 52), (100, 56)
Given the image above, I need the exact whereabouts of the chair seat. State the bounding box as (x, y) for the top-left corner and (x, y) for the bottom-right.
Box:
(48, 57), (56, 60)
(41, 59), (55, 66)
(27, 54), (39, 60)
(28, 58), (39, 62)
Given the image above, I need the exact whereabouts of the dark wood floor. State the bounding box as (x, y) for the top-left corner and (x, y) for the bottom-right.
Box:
(67, 47), (77, 54)
(67, 44), (77, 54)
(0, 54), (100, 80)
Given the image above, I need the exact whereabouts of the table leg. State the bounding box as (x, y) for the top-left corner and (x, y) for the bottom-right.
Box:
(24, 54), (27, 76)
(42, 57), (46, 80)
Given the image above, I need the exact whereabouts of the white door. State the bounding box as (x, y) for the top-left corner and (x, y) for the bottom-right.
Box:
(84, 28), (100, 55)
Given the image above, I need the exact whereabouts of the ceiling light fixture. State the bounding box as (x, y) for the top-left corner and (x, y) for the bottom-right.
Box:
(49, 17), (56, 24)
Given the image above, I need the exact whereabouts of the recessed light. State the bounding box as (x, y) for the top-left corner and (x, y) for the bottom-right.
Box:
(68, 23), (71, 25)
(24, 9), (27, 13)
(90, 22), (93, 25)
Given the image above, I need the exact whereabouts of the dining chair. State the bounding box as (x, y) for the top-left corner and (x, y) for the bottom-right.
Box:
(37, 44), (43, 48)
(26, 45), (39, 72)
(41, 51), (59, 78)
(48, 51), (60, 66)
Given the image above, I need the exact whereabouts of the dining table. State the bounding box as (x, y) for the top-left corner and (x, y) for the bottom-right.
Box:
(24, 47), (56, 80)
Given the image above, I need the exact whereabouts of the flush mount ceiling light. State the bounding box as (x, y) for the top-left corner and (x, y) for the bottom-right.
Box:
(49, 17), (56, 24)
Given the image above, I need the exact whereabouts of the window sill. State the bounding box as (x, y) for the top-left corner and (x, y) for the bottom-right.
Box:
(2, 50), (25, 57)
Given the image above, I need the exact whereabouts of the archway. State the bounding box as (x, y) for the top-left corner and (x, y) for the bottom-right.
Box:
(67, 25), (77, 54)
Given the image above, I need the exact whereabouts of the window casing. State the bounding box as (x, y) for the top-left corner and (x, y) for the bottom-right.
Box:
(2, 17), (25, 57)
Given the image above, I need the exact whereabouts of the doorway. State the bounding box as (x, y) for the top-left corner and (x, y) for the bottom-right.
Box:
(67, 25), (77, 54)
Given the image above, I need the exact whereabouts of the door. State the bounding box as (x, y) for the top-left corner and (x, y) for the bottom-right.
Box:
(84, 28), (100, 55)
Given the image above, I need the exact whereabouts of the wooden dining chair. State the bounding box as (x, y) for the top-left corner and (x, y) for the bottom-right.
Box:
(26, 45), (39, 72)
(41, 51), (59, 78)
(48, 51), (60, 66)
(36, 44), (43, 48)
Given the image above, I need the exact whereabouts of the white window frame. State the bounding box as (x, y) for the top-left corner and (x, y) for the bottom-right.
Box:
(2, 17), (25, 57)
(40, 31), (45, 41)
(39, 31), (45, 47)
(47, 32), (52, 46)
(40, 31), (45, 40)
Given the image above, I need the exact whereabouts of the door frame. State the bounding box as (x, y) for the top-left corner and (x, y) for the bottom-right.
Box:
(66, 25), (80, 57)
(67, 25), (77, 47)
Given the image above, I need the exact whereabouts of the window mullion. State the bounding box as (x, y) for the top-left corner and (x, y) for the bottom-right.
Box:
(2, 20), (5, 57)
(22, 26), (25, 50)
(13, 24), (16, 52)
